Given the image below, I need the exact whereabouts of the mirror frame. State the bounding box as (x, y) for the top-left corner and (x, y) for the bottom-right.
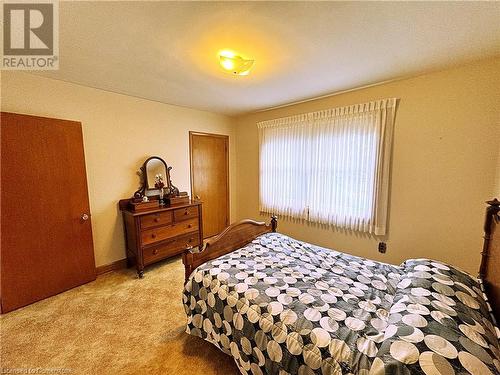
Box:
(134, 156), (179, 199)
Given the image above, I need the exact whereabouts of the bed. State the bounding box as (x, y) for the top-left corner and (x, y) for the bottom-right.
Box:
(182, 201), (500, 374)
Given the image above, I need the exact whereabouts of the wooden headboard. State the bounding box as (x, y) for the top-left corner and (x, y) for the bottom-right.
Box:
(182, 216), (277, 280)
(479, 198), (500, 320)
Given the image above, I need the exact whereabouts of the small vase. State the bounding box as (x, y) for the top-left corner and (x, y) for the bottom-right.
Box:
(159, 189), (164, 205)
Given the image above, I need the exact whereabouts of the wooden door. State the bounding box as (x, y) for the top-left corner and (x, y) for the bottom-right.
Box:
(1, 112), (96, 313)
(190, 132), (229, 238)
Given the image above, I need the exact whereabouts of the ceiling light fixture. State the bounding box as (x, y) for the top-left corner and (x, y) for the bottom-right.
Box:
(218, 50), (254, 76)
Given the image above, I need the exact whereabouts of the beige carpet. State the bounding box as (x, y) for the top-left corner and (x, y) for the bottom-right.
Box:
(0, 256), (238, 374)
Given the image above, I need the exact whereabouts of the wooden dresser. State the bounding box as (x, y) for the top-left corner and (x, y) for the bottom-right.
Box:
(121, 201), (203, 277)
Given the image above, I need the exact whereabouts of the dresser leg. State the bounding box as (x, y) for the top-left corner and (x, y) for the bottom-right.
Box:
(138, 269), (144, 278)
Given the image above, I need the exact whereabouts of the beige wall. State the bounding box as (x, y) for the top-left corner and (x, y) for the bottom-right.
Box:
(235, 57), (500, 274)
(2, 58), (499, 274)
(1, 72), (236, 267)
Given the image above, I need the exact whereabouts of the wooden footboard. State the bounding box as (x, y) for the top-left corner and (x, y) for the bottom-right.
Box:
(182, 216), (277, 281)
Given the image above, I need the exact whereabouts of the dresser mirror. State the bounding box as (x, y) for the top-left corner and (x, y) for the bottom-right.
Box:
(134, 156), (179, 199)
(145, 157), (169, 191)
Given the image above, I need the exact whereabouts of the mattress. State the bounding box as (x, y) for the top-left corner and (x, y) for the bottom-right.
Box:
(183, 232), (500, 374)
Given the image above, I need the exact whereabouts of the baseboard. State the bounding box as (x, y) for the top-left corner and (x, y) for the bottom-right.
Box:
(96, 258), (128, 275)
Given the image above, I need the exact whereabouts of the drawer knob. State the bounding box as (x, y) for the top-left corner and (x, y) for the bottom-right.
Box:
(184, 210), (189, 215)
(153, 249), (159, 255)
(151, 233), (157, 239)
(188, 224), (193, 228)
(154, 217), (160, 222)
(188, 238), (193, 243)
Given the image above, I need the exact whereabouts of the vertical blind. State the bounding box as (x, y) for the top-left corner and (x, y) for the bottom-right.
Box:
(258, 98), (397, 235)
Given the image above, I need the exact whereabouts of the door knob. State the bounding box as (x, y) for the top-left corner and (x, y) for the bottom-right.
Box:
(195, 195), (201, 200)
(81, 213), (90, 221)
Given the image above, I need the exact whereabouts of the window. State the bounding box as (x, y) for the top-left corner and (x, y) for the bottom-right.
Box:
(258, 98), (397, 235)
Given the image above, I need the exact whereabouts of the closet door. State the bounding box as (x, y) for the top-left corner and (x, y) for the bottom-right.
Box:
(1, 112), (96, 313)
(189, 132), (229, 238)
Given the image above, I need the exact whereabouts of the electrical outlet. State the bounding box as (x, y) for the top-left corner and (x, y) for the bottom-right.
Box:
(378, 242), (387, 253)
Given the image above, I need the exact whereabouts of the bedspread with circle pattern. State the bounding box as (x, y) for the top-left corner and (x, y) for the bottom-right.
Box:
(183, 232), (500, 374)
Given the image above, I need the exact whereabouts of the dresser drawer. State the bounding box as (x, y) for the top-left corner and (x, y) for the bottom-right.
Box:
(140, 211), (173, 229)
(173, 206), (199, 222)
(141, 218), (199, 246)
(143, 232), (200, 264)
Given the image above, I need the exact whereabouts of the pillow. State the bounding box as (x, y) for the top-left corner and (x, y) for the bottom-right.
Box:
(368, 258), (500, 374)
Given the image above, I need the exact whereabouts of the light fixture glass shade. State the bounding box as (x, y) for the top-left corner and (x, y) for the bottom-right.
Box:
(219, 50), (254, 76)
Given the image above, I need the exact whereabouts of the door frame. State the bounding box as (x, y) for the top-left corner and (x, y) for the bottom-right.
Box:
(189, 131), (230, 236)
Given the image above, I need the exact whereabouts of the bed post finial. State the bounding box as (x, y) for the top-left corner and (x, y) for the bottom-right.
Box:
(486, 198), (500, 206)
(271, 215), (278, 232)
(479, 198), (500, 279)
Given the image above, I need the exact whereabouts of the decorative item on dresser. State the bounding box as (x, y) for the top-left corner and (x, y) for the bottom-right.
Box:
(119, 155), (202, 278)
(133, 155), (180, 202)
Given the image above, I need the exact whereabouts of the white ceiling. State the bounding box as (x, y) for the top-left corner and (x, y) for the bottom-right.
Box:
(34, 1), (500, 116)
